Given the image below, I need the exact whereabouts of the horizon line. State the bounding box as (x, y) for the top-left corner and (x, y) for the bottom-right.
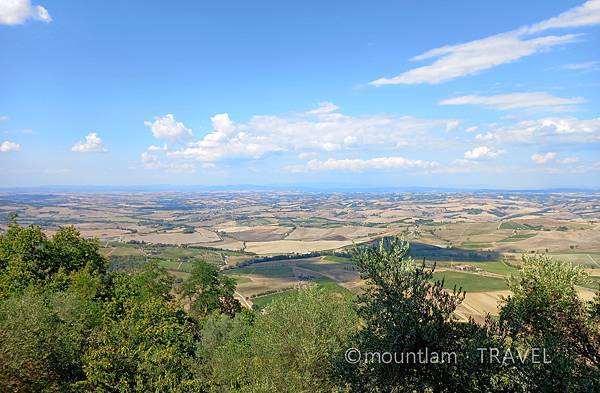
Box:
(1, 184), (599, 193)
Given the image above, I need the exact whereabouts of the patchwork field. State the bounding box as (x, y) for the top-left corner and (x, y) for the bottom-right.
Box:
(1, 190), (598, 316)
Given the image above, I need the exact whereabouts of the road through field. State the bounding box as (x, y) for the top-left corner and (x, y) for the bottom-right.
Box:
(235, 291), (253, 308)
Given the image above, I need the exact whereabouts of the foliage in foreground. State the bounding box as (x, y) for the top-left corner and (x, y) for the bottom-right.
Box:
(208, 286), (357, 392)
(0, 223), (599, 392)
(499, 254), (600, 392)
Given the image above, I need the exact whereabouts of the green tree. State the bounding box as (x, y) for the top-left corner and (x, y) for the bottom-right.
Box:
(0, 287), (102, 392)
(0, 224), (107, 298)
(79, 296), (202, 392)
(499, 254), (600, 392)
(344, 238), (504, 392)
(180, 260), (240, 318)
(210, 287), (357, 392)
(194, 309), (256, 388)
(78, 263), (203, 392)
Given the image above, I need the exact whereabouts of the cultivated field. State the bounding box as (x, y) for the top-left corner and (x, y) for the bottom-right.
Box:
(1, 190), (598, 315)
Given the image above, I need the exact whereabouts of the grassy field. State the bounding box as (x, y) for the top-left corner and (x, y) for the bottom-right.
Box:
(460, 242), (494, 249)
(298, 261), (354, 273)
(251, 290), (295, 307)
(322, 255), (352, 263)
(476, 261), (519, 276)
(250, 277), (352, 309)
(226, 266), (294, 278)
(432, 271), (508, 292)
(158, 260), (183, 271)
(499, 221), (540, 230)
(315, 277), (353, 298)
(227, 275), (252, 284)
(103, 242), (254, 272)
(550, 253), (600, 267)
(498, 233), (537, 242)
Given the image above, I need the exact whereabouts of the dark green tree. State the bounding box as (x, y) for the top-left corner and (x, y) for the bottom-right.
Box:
(0, 224), (107, 298)
(499, 254), (600, 392)
(78, 261), (203, 392)
(180, 260), (240, 318)
(343, 238), (504, 392)
(0, 287), (102, 392)
(79, 297), (202, 392)
(209, 287), (357, 392)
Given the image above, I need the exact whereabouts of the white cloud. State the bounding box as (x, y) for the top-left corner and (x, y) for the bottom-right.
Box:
(451, 158), (477, 166)
(0, 116), (8, 121)
(211, 113), (235, 134)
(297, 152), (317, 160)
(558, 61), (600, 71)
(475, 132), (496, 142)
(557, 156), (579, 164)
(71, 133), (107, 153)
(307, 102), (339, 115)
(289, 156), (439, 172)
(464, 146), (504, 160)
(0, 0), (51, 25)
(140, 150), (195, 172)
(0, 140), (20, 152)
(531, 152), (557, 164)
(147, 144), (167, 152)
(144, 114), (193, 141)
(321, 142), (341, 151)
(445, 120), (460, 131)
(439, 92), (585, 111)
(370, 0), (600, 85)
(167, 103), (455, 162)
(370, 33), (578, 86)
(476, 117), (600, 144)
(527, 161), (600, 174)
(526, 0), (600, 33)
(465, 126), (478, 133)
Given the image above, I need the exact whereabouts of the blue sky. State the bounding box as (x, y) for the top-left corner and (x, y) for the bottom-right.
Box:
(1, 0), (599, 189)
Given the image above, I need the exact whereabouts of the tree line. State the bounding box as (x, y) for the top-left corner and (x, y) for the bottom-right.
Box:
(0, 223), (598, 392)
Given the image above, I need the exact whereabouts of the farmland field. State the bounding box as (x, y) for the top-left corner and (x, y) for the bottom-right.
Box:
(432, 271), (508, 292)
(1, 190), (598, 314)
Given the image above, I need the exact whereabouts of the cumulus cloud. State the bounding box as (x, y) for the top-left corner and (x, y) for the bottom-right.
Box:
(439, 92), (585, 111)
(0, 140), (20, 152)
(475, 132), (496, 142)
(71, 133), (107, 153)
(147, 144), (167, 152)
(166, 103), (455, 162)
(464, 146), (504, 160)
(531, 152), (557, 164)
(144, 114), (193, 141)
(370, 1), (600, 85)
(475, 117), (600, 144)
(529, 153), (579, 166)
(0, 0), (51, 25)
(288, 156), (439, 172)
